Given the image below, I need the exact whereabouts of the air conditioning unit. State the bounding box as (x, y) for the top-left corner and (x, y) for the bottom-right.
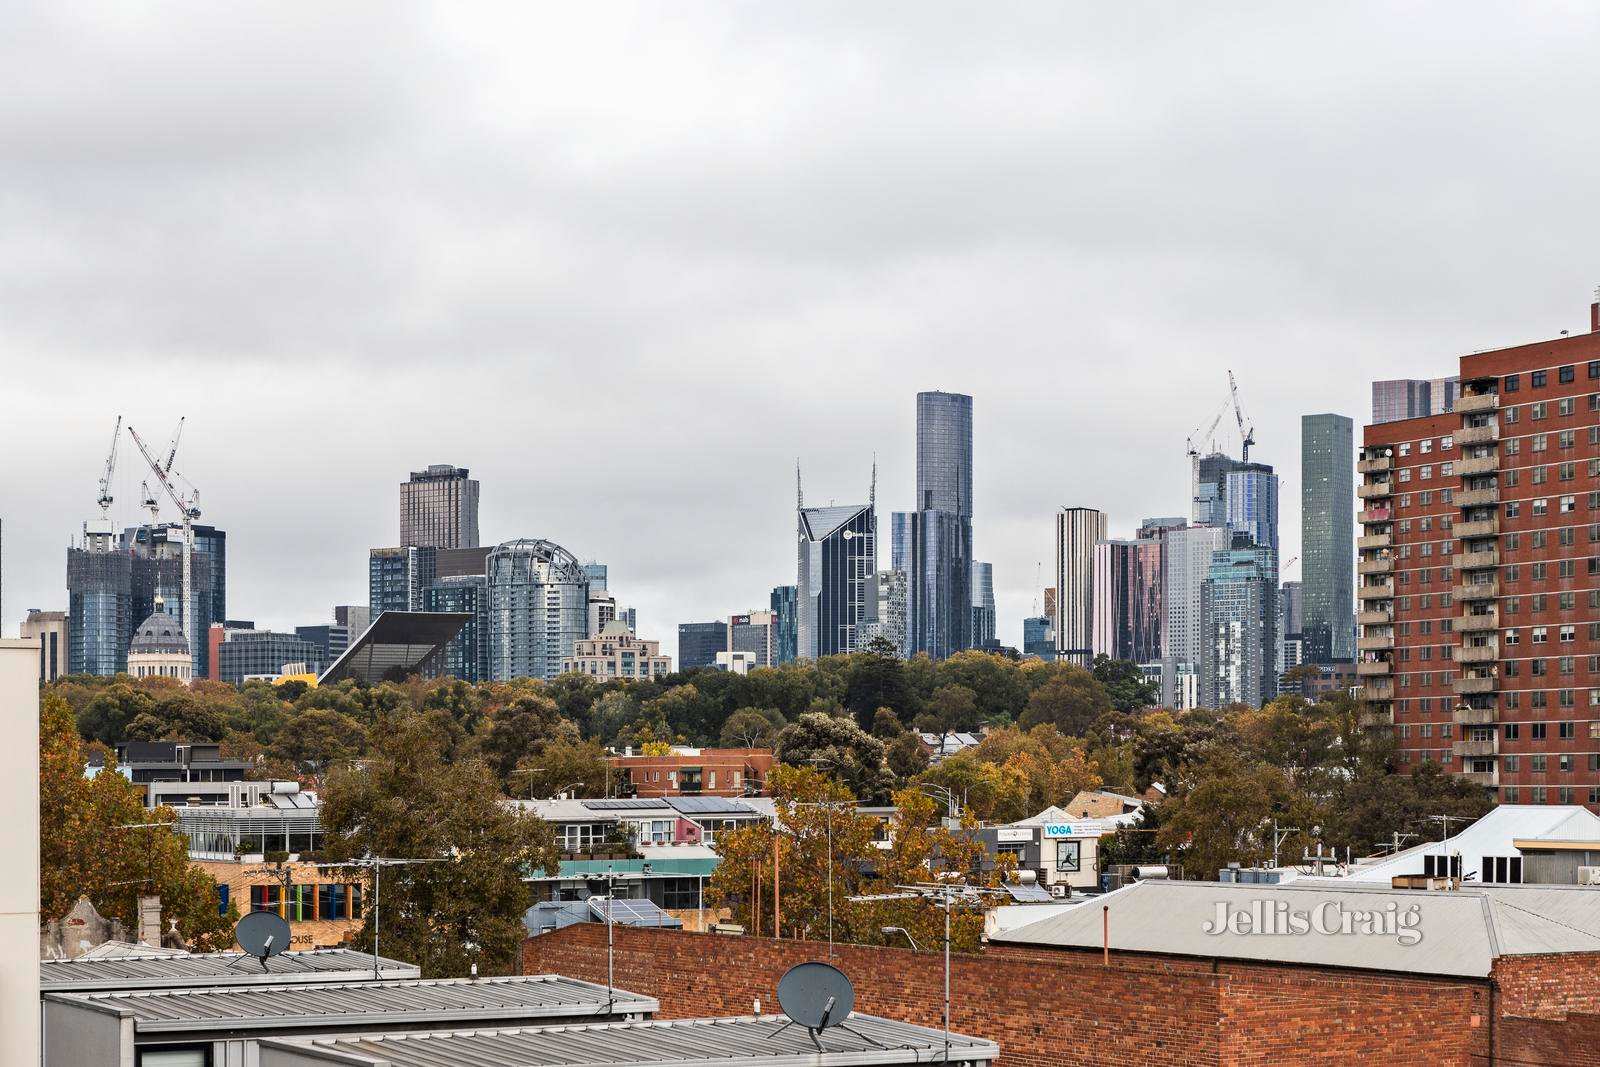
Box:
(1049, 884), (1067, 898)
(1578, 866), (1600, 886)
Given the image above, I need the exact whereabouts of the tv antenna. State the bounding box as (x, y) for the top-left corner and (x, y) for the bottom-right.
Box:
(234, 911), (291, 972)
(314, 855), (449, 978)
(771, 961), (885, 1052)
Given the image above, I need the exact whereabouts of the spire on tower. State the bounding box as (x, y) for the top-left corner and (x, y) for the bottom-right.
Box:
(796, 460), (804, 511)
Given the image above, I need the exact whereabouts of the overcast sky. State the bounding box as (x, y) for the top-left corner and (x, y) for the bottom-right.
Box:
(4, 2), (1599, 657)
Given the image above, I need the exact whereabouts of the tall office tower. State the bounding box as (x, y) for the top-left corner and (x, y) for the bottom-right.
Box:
(1042, 587), (1057, 621)
(425, 574), (489, 682)
(902, 391), (974, 659)
(67, 540), (133, 676)
(1092, 538), (1163, 664)
(1280, 580), (1304, 639)
(862, 570), (909, 656)
(587, 589), (618, 637)
(1191, 452), (1235, 526)
(294, 623), (352, 664)
(970, 562), (996, 649)
(1302, 413), (1355, 663)
(1223, 464), (1279, 554)
(369, 546), (436, 615)
(1371, 377), (1461, 425)
(678, 621), (727, 670)
(797, 486), (878, 660)
(124, 523), (222, 679)
(728, 610), (778, 668)
(333, 605), (372, 638)
(400, 464), (480, 550)
(1053, 507), (1107, 666)
(582, 562), (608, 590)
(1359, 294), (1600, 807)
(217, 630), (326, 685)
(770, 585), (799, 665)
(1022, 615), (1056, 661)
(484, 539), (589, 681)
(1138, 516), (1187, 541)
(21, 610), (69, 683)
(1159, 524), (1231, 706)
(1199, 545), (1279, 709)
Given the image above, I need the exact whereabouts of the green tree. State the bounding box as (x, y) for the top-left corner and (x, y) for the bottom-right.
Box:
(77, 682), (156, 744)
(510, 738), (609, 799)
(719, 706), (786, 749)
(773, 712), (894, 803)
(935, 651), (1026, 724)
(319, 713), (559, 977)
(1017, 664), (1113, 736)
(1156, 746), (1307, 878)
(914, 684), (981, 745)
(267, 708), (369, 774)
(1090, 655), (1160, 713)
(477, 693), (580, 784)
(843, 649), (915, 729)
(40, 695), (236, 949)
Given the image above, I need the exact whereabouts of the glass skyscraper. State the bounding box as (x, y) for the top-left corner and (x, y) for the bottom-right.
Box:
(797, 500), (877, 659)
(1301, 414), (1355, 663)
(970, 561), (996, 649)
(426, 574), (490, 682)
(1199, 545), (1279, 709)
(1054, 506), (1106, 666)
(905, 391), (974, 659)
(769, 585), (798, 665)
(677, 621), (726, 670)
(400, 464), (480, 549)
(485, 539), (590, 681)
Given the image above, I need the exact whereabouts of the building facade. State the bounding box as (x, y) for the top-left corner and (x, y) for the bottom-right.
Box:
(1053, 507), (1107, 666)
(218, 630), (324, 685)
(400, 464), (480, 549)
(861, 570), (909, 657)
(126, 602), (192, 684)
(563, 621), (672, 680)
(22, 610), (69, 683)
(1372, 377), (1460, 425)
(797, 498), (877, 660)
(368, 545), (435, 615)
(425, 574), (489, 682)
(1022, 615), (1055, 661)
(1359, 298), (1600, 807)
(1302, 413), (1356, 663)
(1092, 538), (1163, 664)
(1159, 524), (1231, 707)
(727, 611), (777, 668)
(902, 391), (974, 659)
(677, 622), (726, 671)
(1199, 545), (1279, 709)
(970, 561), (996, 650)
(769, 585), (798, 665)
(485, 539), (590, 681)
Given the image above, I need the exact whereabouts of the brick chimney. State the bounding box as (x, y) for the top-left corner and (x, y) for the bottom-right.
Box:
(137, 895), (162, 948)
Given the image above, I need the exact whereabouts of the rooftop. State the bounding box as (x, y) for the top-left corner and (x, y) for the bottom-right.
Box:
(318, 610), (472, 686)
(259, 1013), (999, 1066)
(1316, 804), (1600, 884)
(45, 975), (657, 1031)
(40, 948), (418, 992)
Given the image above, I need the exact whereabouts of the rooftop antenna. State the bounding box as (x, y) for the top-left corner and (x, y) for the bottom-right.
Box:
(796, 460), (804, 510)
(314, 855), (449, 978)
(869, 454), (876, 511)
(771, 961), (885, 1052)
(234, 911), (291, 973)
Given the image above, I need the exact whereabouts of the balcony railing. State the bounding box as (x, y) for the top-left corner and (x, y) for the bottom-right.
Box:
(1357, 634), (1394, 652)
(1358, 558), (1394, 575)
(1358, 609), (1392, 626)
(1356, 660), (1392, 676)
(1357, 482), (1394, 500)
(1452, 738), (1499, 758)
(1455, 518), (1499, 539)
(1452, 705), (1498, 726)
(1453, 675), (1497, 695)
(1457, 612), (1497, 633)
(1358, 582), (1396, 600)
(1364, 679), (1395, 700)
(1456, 487), (1500, 508)
(1455, 580), (1499, 601)
(1457, 642), (1498, 664)
(1457, 550), (1499, 570)
(1456, 392), (1500, 414)
(1358, 533), (1393, 550)
(1357, 457), (1393, 474)
(1360, 507), (1393, 524)
(1457, 424), (1499, 446)
(1457, 769), (1500, 788)
(1456, 455), (1501, 477)
(1358, 709), (1395, 728)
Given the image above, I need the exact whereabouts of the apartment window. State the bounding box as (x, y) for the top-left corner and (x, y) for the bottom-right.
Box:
(1561, 592), (1577, 610)
(1560, 463), (1576, 481)
(1560, 430), (1576, 449)
(1532, 722), (1548, 740)
(1533, 466), (1548, 485)
(1506, 502), (1520, 518)
(1532, 371), (1547, 388)
(1532, 401), (1548, 418)
(1560, 365), (1575, 384)
(1532, 755), (1548, 772)
(1505, 374), (1520, 392)
(1533, 498), (1549, 516)
(1562, 625), (1577, 643)
(1503, 722), (1520, 740)
(1561, 495), (1577, 513)
(1441, 462), (1453, 476)
(1504, 629), (1519, 645)
(1506, 755), (1521, 771)
(1533, 626), (1548, 644)
(1505, 470), (1520, 488)
(1505, 406), (1520, 424)
(1590, 361), (1600, 379)
(1442, 435), (1454, 450)
(1562, 721), (1576, 738)
(1560, 754), (1574, 771)
(1421, 439), (1434, 454)
(1505, 438), (1521, 455)
(1533, 433), (1548, 452)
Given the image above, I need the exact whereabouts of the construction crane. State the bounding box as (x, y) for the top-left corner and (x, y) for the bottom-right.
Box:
(162, 417), (185, 476)
(1228, 369), (1255, 462)
(95, 416), (122, 519)
(127, 423), (201, 648)
(1185, 397), (1231, 457)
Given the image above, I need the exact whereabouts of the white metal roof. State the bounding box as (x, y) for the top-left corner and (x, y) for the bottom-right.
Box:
(44, 975), (658, 1031)
(1327, 804), (1600, 884)
(259, 1013), (999, 1066)
(992, 878), (1600, 978)
(40, 948), (419, 992)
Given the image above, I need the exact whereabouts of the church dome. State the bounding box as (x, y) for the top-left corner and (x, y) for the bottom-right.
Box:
(130, 608), (190, 656)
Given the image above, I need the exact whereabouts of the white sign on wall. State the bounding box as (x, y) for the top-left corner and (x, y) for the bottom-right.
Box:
(996, 828), (1032, 843)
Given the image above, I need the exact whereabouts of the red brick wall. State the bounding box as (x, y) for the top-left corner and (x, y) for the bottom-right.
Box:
(1495, 953), (1600, 1020)
(1500, 1011), (1600, 1067)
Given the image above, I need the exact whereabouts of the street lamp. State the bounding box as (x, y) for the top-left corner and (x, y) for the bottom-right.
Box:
(880, 926), (920, 951)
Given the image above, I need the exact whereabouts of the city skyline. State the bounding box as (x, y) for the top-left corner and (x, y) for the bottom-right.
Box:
(5, 5), (1600, 659)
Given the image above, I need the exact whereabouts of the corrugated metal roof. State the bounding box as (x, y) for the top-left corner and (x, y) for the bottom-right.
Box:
(1329, 804), (1600, 884)
(664, 797), (761, 816)
(45, 975), (658, 1032)
(261, 1013), (999, 1066)
(992, 879), (1600, 978)
(40, 949), (419, 991)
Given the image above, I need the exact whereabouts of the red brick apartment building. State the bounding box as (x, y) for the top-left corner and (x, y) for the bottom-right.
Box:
(1360, 296), (1600, 807)
(608, 748), (774, 798)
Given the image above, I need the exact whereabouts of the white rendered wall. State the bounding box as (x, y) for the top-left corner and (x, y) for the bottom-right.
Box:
(0, 641), (40, 1064)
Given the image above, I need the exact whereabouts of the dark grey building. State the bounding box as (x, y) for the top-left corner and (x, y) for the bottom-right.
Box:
(1301, 413), (1355, 663)
(400, 464), (480, 549)
(294, 624), (352, 664)
(769, 584), (798, 665)
(426, 574), (489, 682)
(797, 498), (877, 659)
(903, 391), (974, 659)
(1371, 377), (1459, 425)
(677, 621), (726, 671)
(217, 630), (325, 684)
(369, 545), (436, 615)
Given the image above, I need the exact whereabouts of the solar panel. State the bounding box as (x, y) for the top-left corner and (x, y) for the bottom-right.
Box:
(583, 800), (667, 811)
(665, 797), (756, 815)
(1004, 882), (1055, 904)
(588, 898), (683, 927)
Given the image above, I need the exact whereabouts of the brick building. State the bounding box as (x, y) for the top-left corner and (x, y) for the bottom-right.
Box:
(1360, 295), (1600, 806)
(609, 747), (774, 798)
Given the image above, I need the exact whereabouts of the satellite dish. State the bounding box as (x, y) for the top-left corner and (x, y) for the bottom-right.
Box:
(777, 961), (855, 1030)
(235, 912), (291, 971)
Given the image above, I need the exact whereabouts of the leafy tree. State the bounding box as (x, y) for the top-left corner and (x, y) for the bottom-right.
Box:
(843, 650), (915, 729)
(719, 707), (786, 749)
(886, 732), (929, 781)
(967, 724), (1103, 815)
(1322, 757), (1494, 860)
(870, 708), (906, 739)
(319, 713), (559, 977)
(77, 682), (156, 744)
(935, 651), (1026, 724)
(40, 695), (236, 949)
(267, 709), (369, 773)
(1017, 664), (1112, 736)
(1090, 655), (1160, 713)
(914, 684), (981, 744)
(773, 712), (894, 803)
(643, 684), (723, 744)
(1156, 746), (1307, 879)
(510, 738), (609, 799)
(914, 753), (1031, 823)
(477, 693), (580, 784)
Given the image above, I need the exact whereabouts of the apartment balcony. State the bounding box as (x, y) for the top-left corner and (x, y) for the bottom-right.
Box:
(1457, 769), (1500, 789)
(1455, 518), (1500, 539)
(1357, 481), (1394, 500)
(1357, 456), (1393, 474)
(1456, 455), (1501, 477)
(1359, 507), (1393, 525)
(1455, 580), (1499, 601)
(1453, 737), (1499, 759)
(1356, 660), (1392, 677)
(1457, 642), (1499, 664)
(1457, 550), (1499, 570)
(1358, 557), (1394, 575)
(1358, 533), (1392, 551)
(1358, 709), (1395, 729)
(1358, 609), (1392, 626)
(1457, 612), (1498, 633)
(1453, 675), (1497, 695)
(1358, 582), (1396, 600)
(1357, 633), (1394, 652)
(1452, 705), (1498, 726)
(1456, 392), (1500, 415)
(1364, 679), (1395, 701)
(1456, 487), (1500, 508)
(1457, 424), (1500, 446)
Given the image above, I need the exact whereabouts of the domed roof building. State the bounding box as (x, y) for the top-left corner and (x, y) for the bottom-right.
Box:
(127, 597), (192, 684)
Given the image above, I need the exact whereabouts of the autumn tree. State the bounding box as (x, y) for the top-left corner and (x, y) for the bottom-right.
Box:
(40, 694), (236, 949)
(318, 712), (559, 977)
(476, 692), (580, 785)
(719, 706), (786, 749)
(773, 712), (894, 803)
(1017, 663), (1113, 736)
(510, 738), (609, 799)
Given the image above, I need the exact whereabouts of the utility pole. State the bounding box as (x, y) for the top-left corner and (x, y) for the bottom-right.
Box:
(1427, 814), (1473, 884)
(1269, 819), (1300, 870)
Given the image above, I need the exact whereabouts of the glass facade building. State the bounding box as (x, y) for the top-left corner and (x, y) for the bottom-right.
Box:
(485, 539), (590, 681)
(369, 546), (436, 615)
(862, 570), (909, 657)
(1371, 377), (1459, 425)
(1301, 413), (1355, 663)
(677, 622), (726, 671)
(1199, 546), (1279, 709)
(217, 630), (325, 684)
(1092, 538), (1163, 664)
(425, 574), (489, 682)
(797, 502), (877, 659)
(400, 464), (480, 549)
(1022, 615), (1055, 661)
(904, 391), (974, 659)
(769, 585), (798, 665)
(970, 561), (996, 649)
(1053, 507), (1107, 666)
